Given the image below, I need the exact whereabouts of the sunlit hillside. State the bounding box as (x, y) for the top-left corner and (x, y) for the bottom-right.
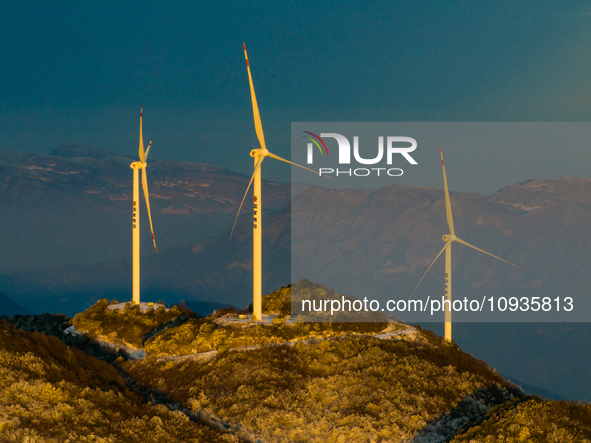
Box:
(1, 284), (590, 442)
(0, 321), (232, 442)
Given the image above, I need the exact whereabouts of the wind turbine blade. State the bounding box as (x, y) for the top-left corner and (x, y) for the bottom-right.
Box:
(266, 151), (334, 179)
(410, 240), (452, 297)
(230, 154), (265, 238)
(243, 43), (266, 151)
(145, 139), (152, 161)
(141, 167), (157, 253)
(440, 146), (454, 235)
(454, 237), (520, 268)
(139, 106), (145, 162)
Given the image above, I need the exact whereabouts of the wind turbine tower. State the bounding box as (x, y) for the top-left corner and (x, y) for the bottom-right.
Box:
(232, 44), (324, 321)
(412, 147), (520, 341)
(130, 106), (157, 305)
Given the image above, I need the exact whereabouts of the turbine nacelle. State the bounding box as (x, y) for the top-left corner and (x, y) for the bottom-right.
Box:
(250, 147), (267, 158)
(130, 161), (147, 170)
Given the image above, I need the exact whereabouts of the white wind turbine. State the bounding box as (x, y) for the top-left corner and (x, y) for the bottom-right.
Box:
(231, 43), (325, 321)
(411, 147), (520, 342)
(130, 106), (157, 305)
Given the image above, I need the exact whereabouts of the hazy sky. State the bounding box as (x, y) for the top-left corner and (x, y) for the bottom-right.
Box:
(2, 1), (591, 189)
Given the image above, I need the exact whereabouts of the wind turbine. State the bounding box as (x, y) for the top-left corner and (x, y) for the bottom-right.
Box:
(411, 147), (520, 342)
(231, 43), (324, 321)
(130, 106), (157, 305)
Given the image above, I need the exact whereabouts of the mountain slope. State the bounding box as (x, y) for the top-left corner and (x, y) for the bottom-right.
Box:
(450, 397), (591, 442)
(124, 328), (529, 442)
(0, 290), (32, 316)
(3, 287), (590, 442)
(0, 320), (231, 442)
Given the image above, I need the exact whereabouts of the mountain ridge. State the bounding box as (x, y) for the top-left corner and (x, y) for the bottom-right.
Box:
(1, 279), (589, 441)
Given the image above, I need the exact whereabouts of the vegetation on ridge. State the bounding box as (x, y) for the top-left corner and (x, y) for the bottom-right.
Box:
(144, 284), (393, 357)
(73, 299), (191, 349)
(1, 287), (591, 441)
(1, 312), (127, 363)
(144, 314), (392, 357)
(450, 397), (591, 442)
(0, 321), (233, 442)
(126, 330), (525, 442)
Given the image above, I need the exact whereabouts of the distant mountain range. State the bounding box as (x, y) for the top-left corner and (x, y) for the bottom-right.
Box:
(0, 291), (32, 316)
(5, 171), (591, 322)
(0, 144), (289, 274)
(500, 374), (563, 400)
(292, 177), (591, 315)
(0, 203), (290, 316)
